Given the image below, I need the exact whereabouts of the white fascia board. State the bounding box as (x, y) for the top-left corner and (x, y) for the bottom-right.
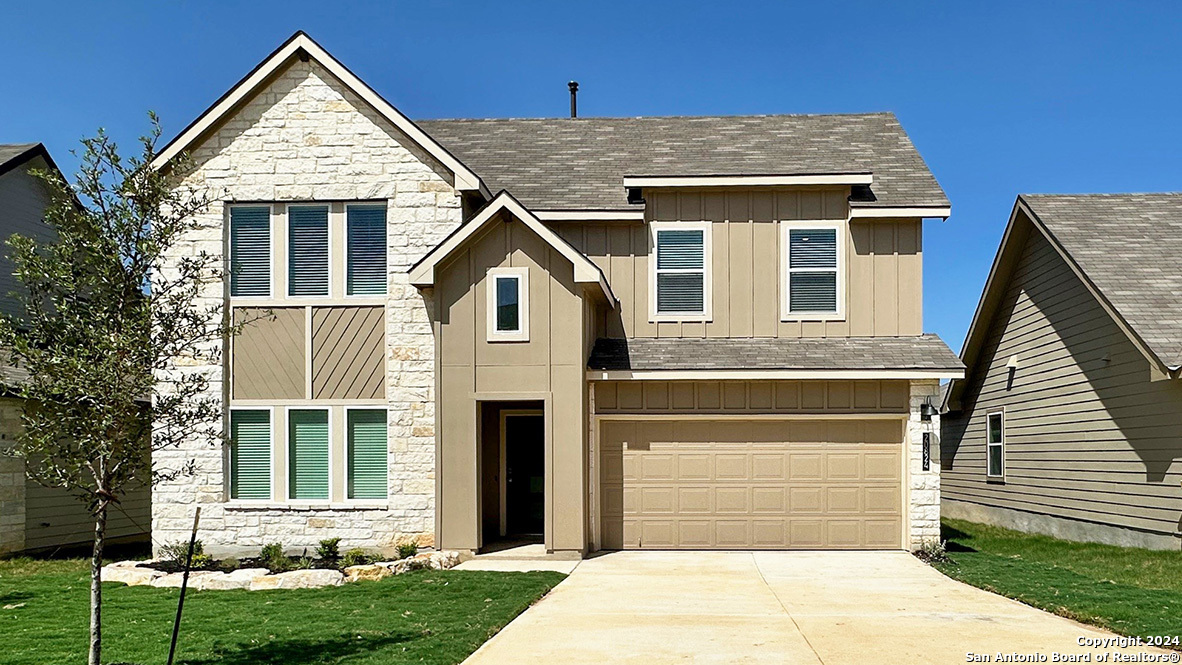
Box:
(622, 174), (873, 188)
(848, 206), (952, 219)
(409, 192), (616, 304)
(587, 368), (965, 381)
(149, 33), (485, 195)
(535, 210), (646, 222)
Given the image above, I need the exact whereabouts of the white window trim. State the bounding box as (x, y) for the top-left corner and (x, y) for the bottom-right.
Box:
(781, 220), (846, 322)
(286, 406), (334, 503)
(487, 267), (530, 342)
(649, 221), (712, 323)
(227, 406), (275, 503)
(227, 204), (275, 300)
(286, 204), (333, 299)
(344, 202), (388, 299)
(344, 406), (389, 503)
(986, 408), (1005, 480)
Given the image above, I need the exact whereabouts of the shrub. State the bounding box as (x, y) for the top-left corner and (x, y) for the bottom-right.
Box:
(159, 540), (213, 570)
(913, 539), (951, 564)
(295, 556), (315, 570)
(342, 548), (374, 568)
(220, 556), (240, 572)
(316, 537), (341, 561)
(396, 540), (418, 560)
(259, 542), (291, 573)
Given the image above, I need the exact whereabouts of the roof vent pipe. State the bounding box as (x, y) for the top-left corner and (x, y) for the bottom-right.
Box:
(568, 81), (579, 118)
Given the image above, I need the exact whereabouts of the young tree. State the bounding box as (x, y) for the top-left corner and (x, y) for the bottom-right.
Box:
(0, 116), (234, 665)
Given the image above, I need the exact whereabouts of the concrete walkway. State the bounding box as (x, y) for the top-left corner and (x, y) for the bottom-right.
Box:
(463, 551), (1172, 664)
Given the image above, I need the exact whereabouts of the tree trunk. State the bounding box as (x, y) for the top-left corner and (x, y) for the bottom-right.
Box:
(89, 499), (107, 665)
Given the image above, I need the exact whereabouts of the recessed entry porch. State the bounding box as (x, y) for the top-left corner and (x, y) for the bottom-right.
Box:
(479, 401), (545, 552)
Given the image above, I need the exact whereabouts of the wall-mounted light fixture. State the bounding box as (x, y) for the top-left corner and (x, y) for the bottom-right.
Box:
(920, 401), (938, 422)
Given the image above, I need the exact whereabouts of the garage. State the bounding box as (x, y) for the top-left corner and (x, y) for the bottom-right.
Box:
(599, 418), (905, 550)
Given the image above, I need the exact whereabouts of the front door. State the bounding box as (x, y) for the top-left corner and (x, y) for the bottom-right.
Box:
(503, 413), (544, 536)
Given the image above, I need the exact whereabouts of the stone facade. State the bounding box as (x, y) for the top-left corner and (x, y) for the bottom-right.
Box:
(153, 59), (461, 556)
(907, 379), (941, 549)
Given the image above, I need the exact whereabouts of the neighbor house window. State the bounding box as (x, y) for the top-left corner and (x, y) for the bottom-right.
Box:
(651, 222), (710, 320)
(346, 204), (387, 295)
(288, 205), (330, 296)
(229, 206), (271, 297)
(783, 222), (844, 320)
(229, 409), (271, 500)
(288, 409), (330, 500)
(486, 267), (529, 342)
(347, 409), (388, 500)
(987, 410), (1005, 479)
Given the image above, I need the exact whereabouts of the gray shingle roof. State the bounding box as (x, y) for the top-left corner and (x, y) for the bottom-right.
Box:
(418, 113), (948, 211)
(588, 335), (963, 372)
(1021, 193), (1182, 369)
(0, 143), (39, 171)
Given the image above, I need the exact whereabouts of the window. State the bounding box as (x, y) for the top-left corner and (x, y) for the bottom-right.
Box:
(229, 410), (271, 500)
(486, 267), (529, 342)
(288, 205), (329, 296)
(783, 222), (844, 320)
(347, 204), (387, 295)
(987, 411), (1005, 479)
(652, 222), (710, 320)
(347, 409), (388, 499)
(229, 206), (271, 297)
(289, 409), (330, 500)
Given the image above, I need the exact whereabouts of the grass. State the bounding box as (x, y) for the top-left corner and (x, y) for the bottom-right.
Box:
(0, 556), (564, 665)
(935, 518), (1182, 640)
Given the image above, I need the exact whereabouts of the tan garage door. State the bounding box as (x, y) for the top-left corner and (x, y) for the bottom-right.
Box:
(600, 419), (904, 550)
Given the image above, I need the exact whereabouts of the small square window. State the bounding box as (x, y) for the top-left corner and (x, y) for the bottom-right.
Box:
(486, 268), (529, 341)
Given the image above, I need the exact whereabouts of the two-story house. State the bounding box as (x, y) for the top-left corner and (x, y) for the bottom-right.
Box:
(151, 32), (962, 557)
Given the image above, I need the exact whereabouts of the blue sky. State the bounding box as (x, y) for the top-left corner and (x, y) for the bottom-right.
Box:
(3, 1), (1180, 351)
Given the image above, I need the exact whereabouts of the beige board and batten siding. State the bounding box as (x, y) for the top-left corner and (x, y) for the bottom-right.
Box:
(553, 188), (922, 339)
(594, 380), (910, 550)
(435, 213), (594, 554)
(941, 220), (1182, 546)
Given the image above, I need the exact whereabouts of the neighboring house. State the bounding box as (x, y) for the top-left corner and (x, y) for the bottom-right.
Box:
(151, 32), (962, 557)
(942, 194), (1182, 550)
(0, 143), (151, 555)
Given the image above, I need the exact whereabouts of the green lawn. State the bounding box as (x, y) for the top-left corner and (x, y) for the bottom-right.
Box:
(0, 557), (564, 665)
(936, 518), (1182, 640)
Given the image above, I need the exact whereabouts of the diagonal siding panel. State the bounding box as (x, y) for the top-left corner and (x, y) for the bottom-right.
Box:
(312, 306), (385, 399)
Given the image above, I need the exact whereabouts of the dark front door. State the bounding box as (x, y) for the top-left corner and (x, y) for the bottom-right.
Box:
(504, 413), (544, 536)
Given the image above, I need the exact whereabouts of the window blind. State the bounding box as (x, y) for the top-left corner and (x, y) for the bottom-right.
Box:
(347, 205), (387, 295)
(288, 206), (329, 296)
(229, 206), (271, 297)
(788, 228), (839, 313)
(655, 229), (705, 313)
(230, 410), (271, 500)
(348, 410), (388, 500)
(289, 409), (329, 500)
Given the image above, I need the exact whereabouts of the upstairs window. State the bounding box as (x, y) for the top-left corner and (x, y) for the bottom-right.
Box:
(987, 410), (1005, 479)
(346, 204), (387, 295)
(783, 222), (844, 320)
(652, 222), (710, 320)
(288, 205), (329, 297)
(486, 267), (529, 342)
(229, 206), (271, 297)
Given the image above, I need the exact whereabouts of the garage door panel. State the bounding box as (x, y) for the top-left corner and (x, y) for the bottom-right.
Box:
(601, 418), (903, 550)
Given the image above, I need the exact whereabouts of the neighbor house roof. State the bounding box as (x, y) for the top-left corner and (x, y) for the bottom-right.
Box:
(952, 193), (1182, 398)
(588, 335), (964, 379)
(418, 113), (950, 214)
(0, 143), (53, 178)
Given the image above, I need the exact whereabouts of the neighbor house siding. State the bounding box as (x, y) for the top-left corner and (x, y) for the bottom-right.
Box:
(553, 188), (922, 339)
(941, 224), (1182, 547)
(435, 215), (591, 553)
(0, 155), (55, 321)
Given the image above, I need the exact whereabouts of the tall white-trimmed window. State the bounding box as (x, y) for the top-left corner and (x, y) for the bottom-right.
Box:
(486, 267), (529, 342)
(228, 206), (271, 297)
(651, 222), (711, 321)
(288, 205), (330, 297)
(782, 221), (844, 320)
(229, 409), (271, 500)
(288, 409), (330, 500)
(986, 410), (1005, 479)
(346, 204), (387, 296)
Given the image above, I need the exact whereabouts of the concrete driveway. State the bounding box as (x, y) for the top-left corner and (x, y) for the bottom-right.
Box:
(462, 551), (1173, 664)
